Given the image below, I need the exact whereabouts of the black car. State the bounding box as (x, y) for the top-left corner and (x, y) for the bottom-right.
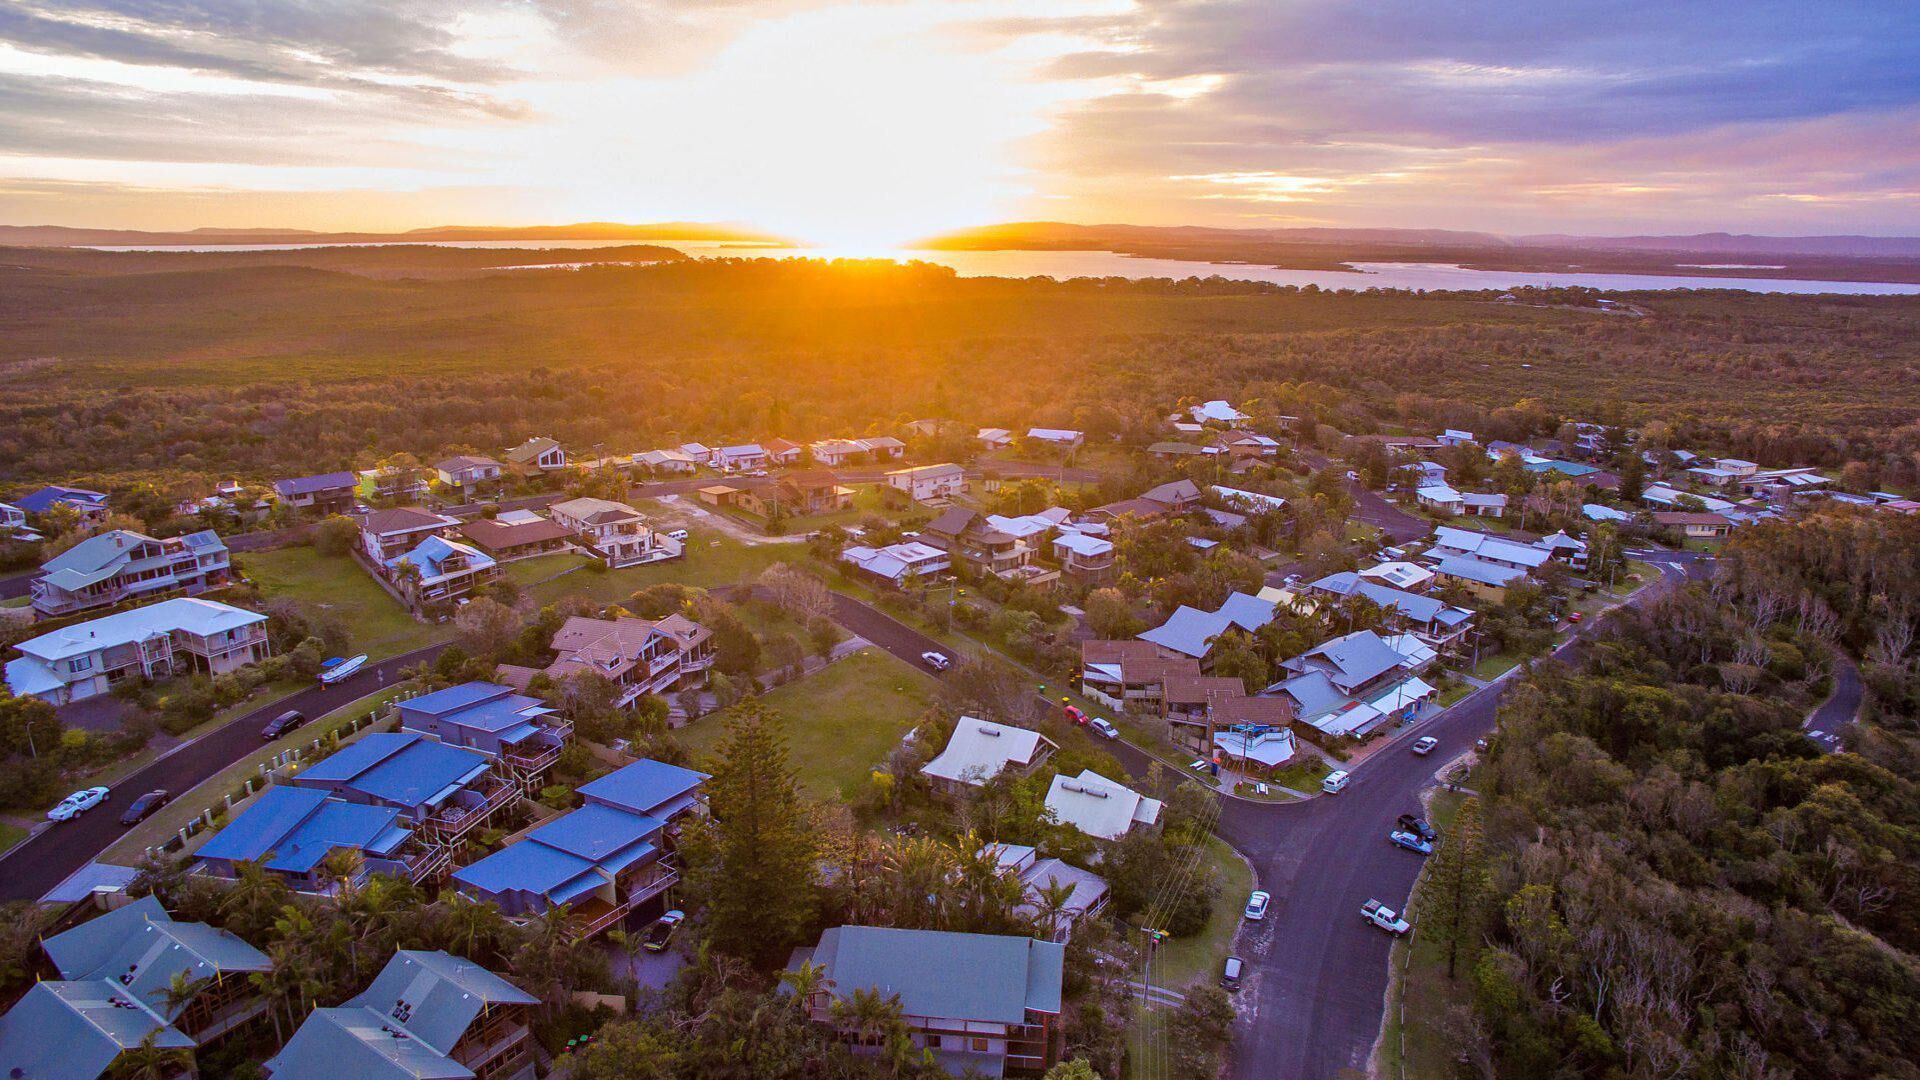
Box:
(261, 709), (307, 739)
(1221, 956), (1244, 990)
(119, 789), (171, 826)
(1397, 813), (1436, 842)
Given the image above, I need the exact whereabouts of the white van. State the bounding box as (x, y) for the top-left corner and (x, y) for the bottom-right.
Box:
(1321, 770), (1351, 794)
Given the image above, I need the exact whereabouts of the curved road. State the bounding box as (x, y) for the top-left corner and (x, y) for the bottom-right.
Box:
(1805, 652), (1863, 752)
(0, 645), (449, 902)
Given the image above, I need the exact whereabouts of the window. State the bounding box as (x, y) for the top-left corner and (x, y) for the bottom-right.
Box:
(971, 1037), (990, 1053)
(68, 657), (92, 673)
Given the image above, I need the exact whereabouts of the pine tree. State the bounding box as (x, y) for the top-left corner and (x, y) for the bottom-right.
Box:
(683, 701), (818, 962)
(1413, 796), (1491, 979)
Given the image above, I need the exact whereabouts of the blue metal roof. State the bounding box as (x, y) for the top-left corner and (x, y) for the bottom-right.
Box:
(453, 836), (594, 899)
(399, 683), (550, 734)
(272, 471), (356, 497)
(577, 758), (708, 817)
(800, 926), (1064, 1025)
(296, 734), (490, 810)
(13, 486), (108, 514)
(0, 980), (195, 1080)
(197, 787), (411, 874)
(399, 681), (514, 718)
(454, 803), (661, 902)
(527, 804), (662, 862)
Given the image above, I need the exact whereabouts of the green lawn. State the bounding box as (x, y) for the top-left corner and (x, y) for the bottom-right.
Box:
(0, 595), (28, 609)
(237, 546), (442, 659)
(1266, 756), (1333, 793)
(1150, 836), (1254, 991)
(103, 683), (413, 864)
(1611, 559), (1659, 596)
(676, 648), (935, 801)
(1471, 652), (1521, 681)
(0, 821), (27, 858)
(521, 530), (805, 608)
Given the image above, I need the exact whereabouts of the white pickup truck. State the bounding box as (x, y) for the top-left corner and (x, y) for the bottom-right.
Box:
(1361, 899), (1411, 936)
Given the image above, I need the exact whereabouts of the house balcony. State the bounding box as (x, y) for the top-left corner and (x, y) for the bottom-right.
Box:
(423, 780), (518, 842)
(569, 861), (680, 939)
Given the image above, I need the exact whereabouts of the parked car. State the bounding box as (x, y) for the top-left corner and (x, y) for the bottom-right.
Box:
(1411, 736), (1439, 756)
(1397, 813), (1436, 841)
(1089, 718), (1120, 740)
(1361, 899), (1411, 936)
(1567, 611), (1584, 624)
(1321, 770), (1351, 794)
(920, 651), (951, 672)
(1389, 830), (1434, 855)
(261, 709), (308, 739)
(119, 789), (171, 826)
(641, 910), (685, 952)
(1243, 890), (1271, 921)
(47, 787), (109, 822)
(666, 528), (690, 542)
(1221, 956), (1244, 990)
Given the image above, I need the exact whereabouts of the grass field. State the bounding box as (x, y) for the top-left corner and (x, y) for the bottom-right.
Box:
(103, 683), (413, 864)
(0, 821), (27, 858)
(675, 648), (935, 801)
(520, 530), (805, 608)
(1151, 836), (1255, 991)
(237, 546), (442, 659)
(1471, 652), (1521, 681)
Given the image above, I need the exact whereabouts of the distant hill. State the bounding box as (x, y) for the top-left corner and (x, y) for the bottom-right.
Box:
(1512, 232), (1920, 258)
(0, 221), (789, 248)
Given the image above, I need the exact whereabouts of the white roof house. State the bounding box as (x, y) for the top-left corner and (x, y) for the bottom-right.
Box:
(840, 542), (950, 583)
(1584, 503), (1632, 522)
(6, 598), (267, 702)
(1044, 770), (1163, 840)
(1211, 486), (1287, 512)
(920, 718), (1057, 789)
(1189, 400), (1250, 425)
(1359, 561), (1435, 591)
(977, 428), (1013, 448)
(1026, 428), (1085, 447)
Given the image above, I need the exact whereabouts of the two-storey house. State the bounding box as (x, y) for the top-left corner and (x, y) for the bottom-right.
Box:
(5, 598), (269, 705)
(195, 786), (445, 892)
(498, 614), (713, 708)
(503, 437), (568, 478)
(288, 733), (516, 853)
(271, 472), (357, 517)
(548, 497), (678, 568)
(435, 454), (504, 493)
(385, 534), (500, 606)
(395, 682), (573, 791)
(358, 507), (459, 562)
(886, 463), (967, 503)
(31, 528), (232, 617)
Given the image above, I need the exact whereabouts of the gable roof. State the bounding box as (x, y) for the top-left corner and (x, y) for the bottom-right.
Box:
(457, 516), (572, 553)
(503, 437), (561, 464)
(577, 758), (709, 818)
(1044, 769), (1162, 840)
(197, 787), (411, 873)
(548, 496), (643, 525)
(1435, 555), (1530, 588)
(435, 454), (500, 472)
(1294, 630), (1408, 691)
(920, 718), (1056, 786)
(387, 534), (494, 578)
(293, 733), (491, 810)
(361, 506), (456, 536)
(14, 485), (109, 514)
(0, 980), (196, 1080)
(799, 926), (1064, 1023)
(12, 598), (264, 664)
(42, 895), (270, 1018)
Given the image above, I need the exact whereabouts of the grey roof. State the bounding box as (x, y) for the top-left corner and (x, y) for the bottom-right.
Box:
(1436, 555), (1530, 587)
(799, 926), (1064, 1023)
(1271, 670), (1345, 717)
(42, 895), (270, 1019)
(1138, 592), (1274, 658)
(0, 980), (195, 1080)
(1295, 631), (1406, 691)
(274, 471), (356, 497)
(1309, 574), (1448, 625)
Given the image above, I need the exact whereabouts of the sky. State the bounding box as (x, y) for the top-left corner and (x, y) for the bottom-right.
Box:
(2, 0), (1918, 247)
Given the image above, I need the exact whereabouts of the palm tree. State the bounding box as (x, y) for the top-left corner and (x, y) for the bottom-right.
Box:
(107, 1030), (190, 1080)
(1032, 879), (1079, 941)
(153, 969), (211, 1021)
(319, 847), (364, 900)
(436, 893), (509, 962)
(218, 859), (290, 936)
(250, 941), (313, 1045)
(830, 986), (904, 1048)
(509, 906), (576, 1020)
(778, 959), (833, 1013)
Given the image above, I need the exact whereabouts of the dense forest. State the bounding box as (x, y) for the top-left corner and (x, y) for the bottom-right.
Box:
(3, 256), (1920, 497)
(1446, 508), (1920, 1077)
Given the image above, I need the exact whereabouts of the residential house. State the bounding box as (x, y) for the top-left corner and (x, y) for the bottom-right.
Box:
(288, 733), (515, 851)
(453, 759), (704, 938)
(1137, 592), (1277, 666)
(549, 496), (678, 567)
(1079, 639), (1200, 712)
(1211, 722), (1298, 773)
(359, 507), (458, 562)
(1210, 485), (1287, 513)
(762, 437), (805, 466)
(1085, 479), (1202, 523)
(1358, 561), (1435, 592)
(498, 614), (713, 708)
(1160, 676), (1295, 758)
(1415, 484), (1463, 515)
(919, 507), (1050, 583)
(809, 437), (903, 467)
(264, 950), (539, 1080)
(272, 472), (357, 517)
(1426, 526), (1554, 572)
(1271, 630), (1435, 739)
(1437, 429), (1476, 447)
(1458, 492), (1508, 518)
(1025, 428), (1084, 450)
(919, 717), (1058, 794)
(31, 528), (232, 617)
(1045, 770), (1163, 840)
(5, 597), (269, 705)
(977, 428), (1014, 450)
(1303, 573), (1476, 655)
(15, 485), (111, 526)
(396, 682), (573, 791)
(1739, 467), (1830, 500)
(357, 465), (428, 504)
(1189, 399), (1250, 425)
(1686, 465), (1742, 487)
(386, 534), (500, 606)
(457, 512), (575, 563)
(435, 454), (504, 492)
(1642, 484), (1738, 515)
(887, 462), (968, 503)
(1052, 530), (1115, 582)
(1584, 502), (1633, 523)
(195, 786), (445, 892)
(1433, 556), (1529, 601)
(984, 843), (1110, 943)
(711, 443), (769, 472)
(1216, 430), (1281, 459)
(0, 895), (271, 1077)
(1713, 458), (1760, 479)
(738, 470), (856, 517)
(1535, 530), (1589, 570)
(502, 437), (568, 478)
(633, 448), (702, 475)
(1653, 511), (1733, 538)
(840, 540), (952, 583)
(1526, 460), (1620, 489)
(1146, 441), (1216, 460)
(788, 926), (1064, 1076)
(0, 501), (38, 542)
(677, 442), (712, 461)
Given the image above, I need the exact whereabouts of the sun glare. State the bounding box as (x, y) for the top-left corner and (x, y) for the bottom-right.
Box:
(451, 3), (1104, 252)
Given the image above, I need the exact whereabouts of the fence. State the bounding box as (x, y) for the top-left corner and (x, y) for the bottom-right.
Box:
(144, 685), (433, 860)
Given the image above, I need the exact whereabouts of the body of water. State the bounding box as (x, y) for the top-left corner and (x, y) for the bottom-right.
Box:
(83, 239), (1920, 295)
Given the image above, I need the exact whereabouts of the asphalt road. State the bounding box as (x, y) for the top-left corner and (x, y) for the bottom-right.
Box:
(0, 644), (448, 902)
(1805, 652), (1864, 752)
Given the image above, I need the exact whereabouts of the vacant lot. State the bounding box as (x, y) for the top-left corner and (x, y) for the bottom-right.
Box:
(237, 546), (441, 659)
(676, 648), (934, 801)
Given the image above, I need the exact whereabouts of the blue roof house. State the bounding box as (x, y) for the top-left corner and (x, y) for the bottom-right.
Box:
(271, 471), (357, 515)
(788, 926), (1066, 1077)
(289, 733), (517, 846)
(194, 786), (442, 893)
(397, 682), (572, 790)
(453, 759), (702, 939)
(13, 485), (110, 520)
(384, 534), (500, 607)
(0, 895), (272, 1077)
(264, 950), (539, 1080)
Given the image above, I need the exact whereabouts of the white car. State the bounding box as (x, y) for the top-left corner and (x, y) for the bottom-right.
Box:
(920, 651), (951, 672)
(47, 786), (109, 822)
(665, 528), (689, 542)
(1411, 736), (1439, 756)
(1243, 890), (1271, 921)
(1089, 717), (1120, 740)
